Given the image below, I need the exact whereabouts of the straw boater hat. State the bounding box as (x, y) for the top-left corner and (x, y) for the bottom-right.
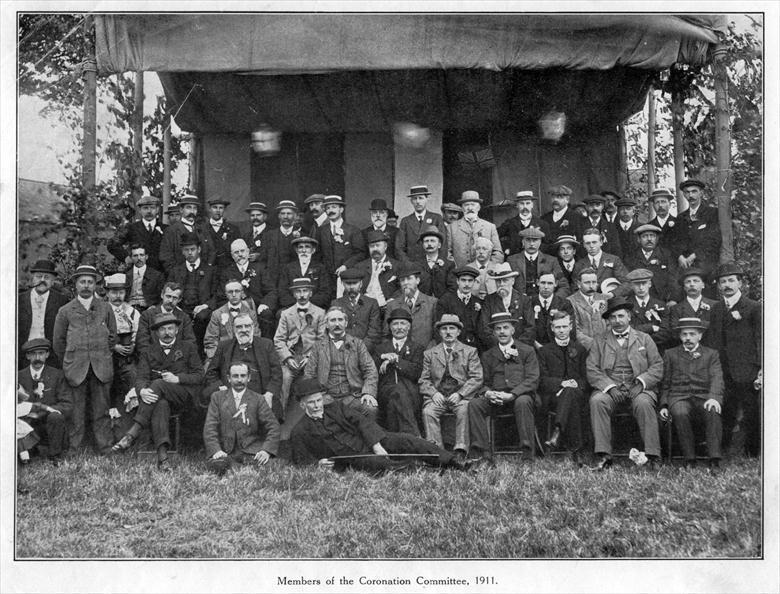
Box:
(553, 235), (580, 248)
(600, 278), (620, 294)
(288, 277), (315, 291)
(435, 314), (463, 330)
(70, 264), (101, 282)
(487, 312), (518, 326)
(514, 190), (537, 201)
(322, 195), (346, 207)
(487, 263), (519, 280)
(150, 312), (182, 330)
(675, 317), (707, 331)
(244, 201), (268, 213)
(104, 273), (127, 290)
(291, 235), (318, 247)
(178, 194), (200, 207)
(634, 224), (662, 236)
(275, 200), (299, 212)
(407, 185), (431, 198)
(649, 188), (675, 201)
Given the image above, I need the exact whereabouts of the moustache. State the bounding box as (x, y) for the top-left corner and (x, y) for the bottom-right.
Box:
(29, 280), (49, 289)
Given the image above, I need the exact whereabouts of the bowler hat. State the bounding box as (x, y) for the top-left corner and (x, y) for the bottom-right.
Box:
(178, 194), (200, 207)
(519, 227), (545, 240)
(634, 224), (662, 236)
(180, 231), (201, 247)
(322, 195), (346, 207)
(304, 193), (326, 205)
(487, 263), (519, 280)
(626, 268), (654, 282)
(675, 317), (707, 331)
(150, 312), (182, 330)
(294, 378), (324, 401)
(679, 267), (706, 284)
(600, 191), (622, 201)
(339, 268), (364, 282)
(275, 200), (299, 212)
(136, 195), (160, 207)
(714, 261), (744, 279)
(454, 266), (479, 279)
(244, 201), (268, 213)
(417, 225), (444, 243)
(291, 235), (318, 247)
(679, 179), (705, 191)
(553, 235), (580, 248)
(70, 264), (101, 282)
(369, 199), (390, 211)
(21, 337), (52, 353)
(387, 308), (413, 324)
(407, 185), (431, 198)
(459, 190), (482, 204)
(441, 202), (463, 213)
(29, 259), (57, 275)
(435, 314), (464, 330)
(104, 273), (127, 289)
(650, 188), (675, 201)
(601, 296), (634, 319)
(397, 263), (423, 278)
(515, 190), (537, 201)
(487, 311), (518, 326)
(365, 230), (389, 245)
(207, 197), (230, 206)
(547, 185), (572, 197)
(583, 194), (606, 204)
(288, 277), (315, 291)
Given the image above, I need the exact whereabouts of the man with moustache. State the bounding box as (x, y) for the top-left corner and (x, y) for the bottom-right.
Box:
(362, 199), (399, 260)
(648, 188), (687, 260)
(659, 317), (724, 469)
(220, 239), (277, 337)
(468, 312), (539, 463)
(414, 225), (456, 298)
(18, 259), (69, 369)
(507, 227), (569, 299)
(582, 194), (622, 260)
(108, 194), (167, 272)
(302, 193), (328, 237)
(373, 308), (425, 436)
(677, 179), (721, 279)
(240, 202), (270, 265)
(112, 312), (203, 470)
(198, 197), (241, 270)
(202, 280), (261, 362)
(383, 264), (438, 349)
(467, 237), (499, 299)
(448, 190), (503, 268)
(124, 245), (164, 311)
(159, 195), (210, 274)
(572, 228), (630, 297)
(554, 235), (580, 289)
(669, 268), (717, 344)
(624, 224), (681, 304)
(53, 265), (117, 454)
(395, 185), (448, 263)
(625, 268), (671, 349)
(303, 306), (379, 421)
(600, 191), (620, 225)
(566, 268), (609, 351)
(277, 236), (332, 310)
(264, 200), (303, 284)
(540, 185), (585, 252)
(498, 190), (551, 257)
(531, 272), (575, 348)
(315, 195), (366, 298)
(355, 230), (402, 308)
(478, 263), (535, 349)
(612, 195), (642, 264)
(165, 203), (181, 225)
(136, 282), (196, 355)
(441, 202), (463, 226)
(331, 268), (383, 354)
(435, 266), (483, 348)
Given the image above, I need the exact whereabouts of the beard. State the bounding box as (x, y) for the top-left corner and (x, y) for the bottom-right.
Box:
(497, 287), (510, 298)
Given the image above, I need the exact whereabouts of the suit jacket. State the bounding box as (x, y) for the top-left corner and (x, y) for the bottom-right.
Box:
(467, 260), (498, 298)
(277, 258), (332, 309)
(291, 399), (386, 465)
(669, 296), (717, 346)
(124, 266), (164, 307)
(395, 210), (447, 263)
(135, 336), (203, 393)
(586, 327), (664, 398)
(198, 219), (241, 269)
(537, 339), (589, 395)
(204, 336), (283, 398)
(624, 246), (682, 303)
(273, 303), (327, 362)
(384, 292), (438, 348)
(373, 337), (424, 393)
(107, 219), (167, 271)
(316, 221), (366, 277)
(614, 218), (642, 266)
(303, 333), (379, 397)
(498, 214), (551, 257)
(584, 216), (623, 260)
(263, 227), (301, 284)
(541, 207), (587, 255)
(159, 221), (213, 273)
(557, 258), (577, 290)
(419, 340), (483, 400)
(331, 294), (382, 353)
(354, 257), (402, 304)
(629, 295), (671, 347)
(167, 260), (219, 312)
(506, 251), (570, 299)
(18, 288), (70, 364)
(18, 364), (74, 417)
(219, 262), (276, 310)
(678, 205), (721, 276)
(136, 305), (196, 355)
(478, 290), (535, 349)
(660, 345), (724, 409)
(573, 252), (631, 298)
(480, 341), (539, 400)
(566, 291), (609, 351)
(203, 388), (281, 458)
(362, 225), (400, 260)
(448, 217), (503, 268)
(530, 294), (575, 346)
(709, 294), (761, 383)
(202, 301), (260, 360)
(415, 254), (457, 298)
(434, 291), (483, 347)
(648, 215), (687, 259)
(53, 297), (117, 386)
(240, 222), (271, 266)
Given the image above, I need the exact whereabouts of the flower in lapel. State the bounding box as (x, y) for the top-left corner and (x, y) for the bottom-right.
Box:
(293, 229), (301, 238)
(198, 270), (205, 277)
(333, 227), (345, 243)
(560, 219), (569, 229)
(426, 218), (432, 224)
(254, 239), (262, 247)
(155, 226), (163, 234)
(504, 345), (519, 361)
(220, 313), (230, 326)
(221, 232), (228, 240)
(241, 278), (250, 288)
(173, 349), (183, 361)
(436, 259), (445, 267)
(233, 403), (249, 425)
(692, 351), (702, 359)
(33, 381), (45, 399)
(380, 261), (393, 273)
(248, 268), (257, 278)
(604, 261), (614, 268)
(700, 302), (710, 311)
(668, 220), (675, 228)
(550, 308), (559, 316)
(533, 304), (541, 320)
(474, 302), (481, 312)
(731, 310), (742, 321)
(649, 259), (659, 265)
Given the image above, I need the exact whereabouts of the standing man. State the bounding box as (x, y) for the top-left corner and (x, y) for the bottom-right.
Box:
(613, 195), (642, 265)
(419, 314), (483, 460)
(677, 179), (721, 280)
(587, 297), (664, 470)
(507, 227), (569, 299)
(448, 190), (503, 268)
(240, 201), (270, 265)
(355, 230), (401, 308)
(302, 193), (328, 237)
(383, 264), (438, 349)
(624, 224), (681, 304)
(625, 269), (671, 350)
(478, 263), (535, 349)
(600, 190), (620, 225)
(541, 185), (584, 252)
(566, 268), (608, 351)
(52, 265), (117, 454)
(530, 272), (575, 348)
(498, 190), (550, 257)
(18, 259), (69, 369)
(395, 185), (448, 263)
(554, 235), (580, 289)
(582, 194), (622, 260)
(124, 245), (164, 311)
(669, 268), (716, 344)
(468, 312), (539, 463)
(467, 236), (499, 299)
(647, 188), (687, 260)
(362, 199), (399, 260)
(159, 194), (205, 274)
(414, 225), (456, 298)
(277, 236), (332, 310)
(573, 227), (630, 296)
(434, 266), (483, 348)
(202, 279), (261, 363)
(264, 200), (303, 284)
(331, 268), (383, 354)
(107, 194), (167, 272)
(441, 202), (464, 226)
(198, 197), (241, 270)
(316, 195), (366, 297)
(709, 262), (762, 457)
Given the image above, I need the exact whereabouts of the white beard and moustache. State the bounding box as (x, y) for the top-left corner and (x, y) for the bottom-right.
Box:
(497, 287), (510, 298)
(403, 287), (416, 298)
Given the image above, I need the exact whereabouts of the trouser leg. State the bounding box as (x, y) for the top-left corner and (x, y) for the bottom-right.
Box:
(422, 400), (448, 447)
(466, 397), (492, 453)
(381, 432), (456, 467)
(69, 381), (87, 452)
(631, 392), (660, 457)
(513, 393), (535, 455)
(702, 403), (723, 459)
(590, 391), (615, 455)
(44, 412), (67, 457)
(556, 387), (585, 450)
(669, 399), (696, 460)
(452, 399), (470, 452)
(89, 370), (113, 453)
(380, 384), (421, 437)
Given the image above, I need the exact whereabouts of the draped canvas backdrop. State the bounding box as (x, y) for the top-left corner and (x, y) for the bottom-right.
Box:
(94, 14), (724, 220)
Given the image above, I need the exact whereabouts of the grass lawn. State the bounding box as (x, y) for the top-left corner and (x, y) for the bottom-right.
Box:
(14, 451), (761, 559)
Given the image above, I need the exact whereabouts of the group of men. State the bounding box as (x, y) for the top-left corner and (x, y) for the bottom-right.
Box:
(17, 180), (761, 474)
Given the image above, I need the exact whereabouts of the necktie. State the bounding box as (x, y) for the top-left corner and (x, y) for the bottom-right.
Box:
(480, 264), (486, 270)
(587, 295), (593, 305)
(298, 307), (308, 315)
(461, 295), (469, 305)
(406, 297), (414, 309)
(163, 348), (171, 355)
(590, 257), (596, 267)
(543, 299), (549, 310)
(147, 223), (154, 232)
(394, 342), (402, 354)
(445, 347), (452, 361)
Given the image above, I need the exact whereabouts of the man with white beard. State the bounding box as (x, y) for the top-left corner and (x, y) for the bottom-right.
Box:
(448, 190), (503, 268)
(383, 264), (438, 348)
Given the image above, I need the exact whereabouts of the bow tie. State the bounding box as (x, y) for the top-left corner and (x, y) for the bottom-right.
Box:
(297, 308), (309, 314)
(229, 307), (240, 314)
(613, 331), (629, 339)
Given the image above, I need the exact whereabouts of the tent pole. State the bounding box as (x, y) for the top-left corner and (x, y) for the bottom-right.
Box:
(713, 43), (734, 262)
(162, 102), (172, 221)
(671, 89), (688, 213)
(647, 87), (656, 197)
(81, 15), (96, 190)
(133, 71), (145, 200)
(617, 123), (628, 195)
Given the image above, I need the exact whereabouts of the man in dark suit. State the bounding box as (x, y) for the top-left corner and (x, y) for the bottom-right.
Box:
(554, 235), (580, 290)
(124, 245), (164, 310)
(647, 188), (687, 260)
(107, 194), (167, 271)
(383, 264), (439, 349)
(18, 259), (69, 369)
(538, 312), (589, 462)
(203, 361), (281, 475)
(531, 272), (575, 348)
(355, 230), (402, 307)
(395, 185), (448, 263)
(362, 199), (399, 260)
(540, 186), (585, 255)
(708, 263), (762, 457)
(316, 195), (366, 297)
(626, 268), (671, 349)
(582, 194), (622, 260)
(301, 193), (328, 238)
(373, 308), (425, 436)
(159, 194), (211, 274)
(53, 265), (117, 454)
(17, 338), (73, 463)
(112, 312), (203, 470)
(612, 196), (642, 265)
(240, 201), (271, 265)
(669, 268), (717, 346)
(659, 317), (724, 468)
(198, 197), (241, 270)
(434, 266), (483, 348)
(263, 200), (303, 285)
(677, 179), (721, 282)
(506, 227), (569, 299)
(413, 225), (456, 298)
(498, 190), (551, 257)
(572, 227), (631, 298)
(330, 268), (382, 353)
(136, 282), (196, 355)
(478, 263), (535, 349)
(624, 224), (681, 304)
(290, 378), (472, 472)
(277, 236), (332, 310)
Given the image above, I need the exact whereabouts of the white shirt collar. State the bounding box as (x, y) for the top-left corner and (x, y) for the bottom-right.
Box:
(392, 338), (405, 349)
(373, 223), (387, 232)
(135, 264), (146, 276)
(621, 220), (633, 231)
(280, 225), (294, 236)
(656, 214), (670, 226)
(315, 212), (328, 225)
(77, 295), (93, 310)
(145, 219), (157, 230)
(186, 258), (201, 271)
(724, 291), (742, 309)
(232, 388), (246, 402)
(159, 340), (175, 350)
(252, 222), (267, 234)
(687, 295), (702, 309)
(524, 251), (537, 262)
(554, 338), (570, 347)
(552, 207), (567, 222)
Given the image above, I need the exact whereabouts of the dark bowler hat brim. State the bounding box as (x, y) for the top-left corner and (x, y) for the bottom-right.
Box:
(180, 232), (201, 247)
(295, 378), (325, 401)
(365, 230), (389, 244)
(679, 267), (706, 284)
(291, 236), (319, 246)
(21, 337), (52, 353)
(369, 199), (390, 211)
(714, 262), (744, 279)
(417, 227), (444, 242)
(150, 313), (182, 330)
(602, 297), (634, 319)
(398, 265), (423, 278)
(679, 179), (705, 191)
(454, 266), (479, 278)
(29, 260), (58, 275)
(386, 308), (413, 323)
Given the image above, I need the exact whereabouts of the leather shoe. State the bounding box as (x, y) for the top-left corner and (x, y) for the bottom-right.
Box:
(594, 454), (612, 471)
(453, 449), (468, 464)
(684, 459), (697, 469)
(157, 458), (172, 472)
(709, 458), (721, 472)
(645, 457), (661, 471)
(545, 427), (561, 450)
(571, 449), (585, 468)
(112, 433), (135, 453)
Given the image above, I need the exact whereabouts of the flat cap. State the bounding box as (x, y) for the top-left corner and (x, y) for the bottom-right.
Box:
(626, 268), (654, 282)
(136, 195), (160, 207)
(339, 268), (364, 282)
(519, 227), (545, 239)
(435, 314), (463, 330)
(583, 194), (606, 204)
(679, 179), (705, 191)
(21, 337), (52, 353)
(547, 185), (572, 196)
(454, 266), (480, 278)
(634, 224), (663, 235)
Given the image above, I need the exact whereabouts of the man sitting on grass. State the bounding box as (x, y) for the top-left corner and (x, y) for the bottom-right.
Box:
(203, 362), (281, 476)
(290, 378), (475, 473)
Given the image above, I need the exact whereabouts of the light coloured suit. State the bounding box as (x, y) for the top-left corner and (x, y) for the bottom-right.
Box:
(448, 217), (503, 268)
(466, 259), (498, 298)
(383, 291), (438, 349)
(202, 300), (260, 360)
(567, 291), (609, 351)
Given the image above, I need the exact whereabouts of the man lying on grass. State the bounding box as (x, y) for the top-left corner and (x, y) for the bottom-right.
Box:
(290, 378), (478, 474)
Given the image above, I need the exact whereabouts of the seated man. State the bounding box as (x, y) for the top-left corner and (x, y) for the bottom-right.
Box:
(331, 268), (382, 354)
(419, 314), (483, 460)
(136, 282), (196, 355)
(290, 379), (473, 473)
(659, 317), (724, 469)
(668, 268), (717, 346)
(373, 308), (425, 436)
(478, 263), (535, 349)
(435, 266), (483, 348)
(203, 362), (281, 476)
(531, 272), (575, 348)
(468, 312), (539, 463)
(587, 297), (664, 471)
(202, 279), (260, 363)
(383, 264), (438, 349)
(17, 338), (73, 464)
(537, 312), (589, 463)
(467, 236), (499, 299)
(303, 306), (379, 421)
(626, 268), (671, 349)
(112, 312), (203, 470)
